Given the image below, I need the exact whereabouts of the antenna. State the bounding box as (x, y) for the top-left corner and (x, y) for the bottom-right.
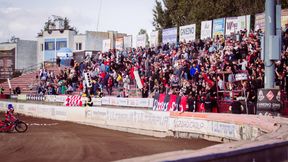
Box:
(96, 0), (102, 32)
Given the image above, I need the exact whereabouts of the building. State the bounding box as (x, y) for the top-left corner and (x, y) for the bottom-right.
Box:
(37, 29), (77, 63)
(37, 30), (127, 64)
(0, 38), (37, 80)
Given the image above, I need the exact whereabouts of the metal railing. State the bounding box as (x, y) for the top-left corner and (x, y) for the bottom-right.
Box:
(17, 58), (57, 75)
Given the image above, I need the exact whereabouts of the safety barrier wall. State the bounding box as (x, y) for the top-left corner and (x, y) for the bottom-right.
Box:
(0, 101), (272, 141)
(16, 94), (154, 108)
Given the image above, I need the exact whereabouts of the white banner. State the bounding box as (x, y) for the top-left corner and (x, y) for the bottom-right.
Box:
(124, 35), (132, 49)
(133, 71), (143, 89)
(162, 27), (177, 44)
(102, 39), (111, 52)
(237, 15), (246, 31)
(201, 20), (212, 40)
(150, 31), (159, 47)
(136, 34), (147, 47)
(226, 17), (238, 35)
(179, 24), (196, 42)
(115, 38), (124, 50)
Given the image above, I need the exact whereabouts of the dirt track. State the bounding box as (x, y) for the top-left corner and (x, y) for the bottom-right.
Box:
(0, 113), (218, 162)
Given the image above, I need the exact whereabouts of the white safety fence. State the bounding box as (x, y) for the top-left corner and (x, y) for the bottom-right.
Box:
(0, 101), (260, 141)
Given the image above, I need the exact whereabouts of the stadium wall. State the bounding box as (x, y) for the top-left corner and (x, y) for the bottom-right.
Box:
(0, 101), (288, 161)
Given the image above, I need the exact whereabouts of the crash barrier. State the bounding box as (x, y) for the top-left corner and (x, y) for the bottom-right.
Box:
(26, 94), (45, 101)
(1, 101), (288, 161)
(11, 94), (154, 108)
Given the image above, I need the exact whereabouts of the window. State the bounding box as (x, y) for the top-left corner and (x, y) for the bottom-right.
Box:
(41, 44), (43, 51)
(76, 43), (82, 50)
(56, 41), (67, 50)
(79, 43), (82, 50)
(45, 42), (55, 51)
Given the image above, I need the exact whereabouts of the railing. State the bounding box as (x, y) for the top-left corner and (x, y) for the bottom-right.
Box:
(18, 58), (57, 75)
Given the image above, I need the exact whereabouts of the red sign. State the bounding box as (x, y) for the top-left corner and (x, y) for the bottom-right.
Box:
(266, 91), (274, 101)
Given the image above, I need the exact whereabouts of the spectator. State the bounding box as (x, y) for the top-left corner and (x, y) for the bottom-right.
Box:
(56, 56), (61, 67)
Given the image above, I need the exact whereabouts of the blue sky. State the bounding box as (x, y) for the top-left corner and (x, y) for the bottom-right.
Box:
(0, 0), (155, 42)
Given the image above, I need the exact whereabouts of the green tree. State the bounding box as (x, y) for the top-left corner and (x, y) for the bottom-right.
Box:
(152, 0), (288, 38)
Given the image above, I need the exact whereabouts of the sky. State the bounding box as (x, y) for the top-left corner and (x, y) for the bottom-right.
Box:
(0, 0), (155, 43)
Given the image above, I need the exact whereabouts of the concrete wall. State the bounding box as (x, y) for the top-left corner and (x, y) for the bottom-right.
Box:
(37, 37), (44, 64)
(73, 34), (86, 52)
(16, 40), (37, 69)
(86, 31), (109, 51)
(0, 40), (37, 69)
(1, 100), (287, 162)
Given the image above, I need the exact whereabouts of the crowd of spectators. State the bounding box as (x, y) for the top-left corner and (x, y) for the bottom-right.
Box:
(34, 28), (288, 112)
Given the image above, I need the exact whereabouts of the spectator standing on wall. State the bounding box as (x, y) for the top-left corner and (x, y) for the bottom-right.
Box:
(56, 56), (61, 67)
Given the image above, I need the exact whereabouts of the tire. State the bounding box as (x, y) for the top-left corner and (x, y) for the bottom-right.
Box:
(15, 121), (28, 133)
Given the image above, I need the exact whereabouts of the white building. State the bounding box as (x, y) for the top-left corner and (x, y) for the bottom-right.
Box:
(37, 30), (127, 64)
(37, 30), (76, 64)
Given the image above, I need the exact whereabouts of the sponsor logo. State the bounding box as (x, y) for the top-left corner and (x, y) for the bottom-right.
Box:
(180, 27), (194, 35)
(266, 91), (274, 101)
(276, 91), (281, 102)
(258, 90), (265, 101)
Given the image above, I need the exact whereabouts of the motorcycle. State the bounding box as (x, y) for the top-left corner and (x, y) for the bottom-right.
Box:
(0, 117), (28, 133)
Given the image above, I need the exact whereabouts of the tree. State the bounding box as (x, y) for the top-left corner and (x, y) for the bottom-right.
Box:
(64, 17), (70, 30)
(138, 29), (149, 47)
(152, 0), (288, 38)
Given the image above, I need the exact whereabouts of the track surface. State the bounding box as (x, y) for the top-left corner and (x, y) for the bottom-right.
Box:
(0, 113), (218, 162)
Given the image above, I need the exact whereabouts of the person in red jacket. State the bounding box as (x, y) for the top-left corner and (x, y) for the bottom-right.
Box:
(0, 104), (16, 128)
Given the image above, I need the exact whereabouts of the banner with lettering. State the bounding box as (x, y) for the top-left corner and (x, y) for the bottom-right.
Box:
(124, 35), (132, 49)
(115, 38), (124, 50)
(213, 18), (225, 37)
(102, 39), (111, 52)
(153, 93), (188, 112)
(255, 13), (265, 31)
(201, 20), (212, 40)
(179, 24), (196, 42)
(150, 31), (159, 47)
(136, 34), (147, 47)
(162, 27), (177, 44)
(225, 17), (238, 35)
(237, 15), (247, 32)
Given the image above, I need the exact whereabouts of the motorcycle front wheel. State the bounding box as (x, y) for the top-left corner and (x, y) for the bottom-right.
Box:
(15, 121), (28, 133)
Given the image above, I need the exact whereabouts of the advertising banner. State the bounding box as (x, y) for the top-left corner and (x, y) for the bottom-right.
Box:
(179, 24), (196, 42)
(201, 20), (212, 40)
(124, 35), (132, 49)
(257, 89), (281, 112)
(255, 13), (265, 31)
(115, 38), (124, 50)
(150, 31), (159, 47)
(102, 39), (111, 52)
(238, 15), (247, 31)
(213, 18), (225, 37)
(153, 93), (188, 112)
(162, 27), (177, 44)
(226, 17), (238, 35)
(136, 34), (147, 47)
(282, 9), (288, 30)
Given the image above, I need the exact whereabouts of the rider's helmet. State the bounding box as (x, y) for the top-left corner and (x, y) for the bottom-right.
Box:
(7, 104), (14, 112)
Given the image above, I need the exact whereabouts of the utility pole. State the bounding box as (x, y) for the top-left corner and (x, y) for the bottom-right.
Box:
(264, 0), (276, 88)
(264, 0), (281, 88)
(257, 0), (282, 115)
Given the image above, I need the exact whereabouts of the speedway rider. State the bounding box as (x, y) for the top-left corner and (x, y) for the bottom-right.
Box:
(4, 104), (17, 125)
